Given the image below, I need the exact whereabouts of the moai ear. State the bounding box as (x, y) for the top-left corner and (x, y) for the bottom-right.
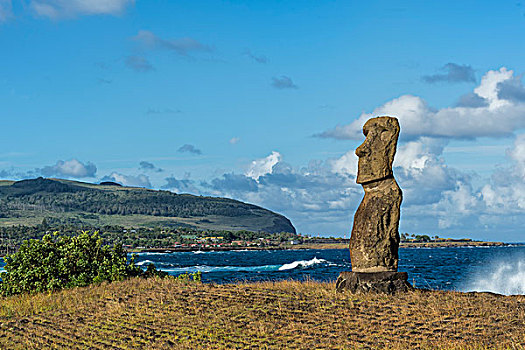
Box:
(380, 129), (392, 141)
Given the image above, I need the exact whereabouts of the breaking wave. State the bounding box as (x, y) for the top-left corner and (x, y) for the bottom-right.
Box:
(160, 264), (281, 273)
(464, 259), (525, 295)
(136, 259), (155, 266)
(146, 257), (333, 274)
(278, 257), (328, 271)
(133, 252), (167, 256)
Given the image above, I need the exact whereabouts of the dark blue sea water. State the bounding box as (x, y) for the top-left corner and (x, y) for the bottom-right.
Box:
(1, 245), (524, 295)
(132, 245), (525, 295)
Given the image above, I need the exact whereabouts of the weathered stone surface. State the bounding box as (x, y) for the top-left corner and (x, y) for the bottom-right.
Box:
(350, 177), (402, 272)
(350, 116), (402, 273)
(338, 116), (411, 294)
(355, 116), (400, 185)
(335, 271), (412, 294)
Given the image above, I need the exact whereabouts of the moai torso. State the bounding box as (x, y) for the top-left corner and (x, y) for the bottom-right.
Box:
(349, 116), (402, 272)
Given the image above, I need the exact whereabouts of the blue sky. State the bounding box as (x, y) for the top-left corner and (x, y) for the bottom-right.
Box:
(2, 0), (525, 241)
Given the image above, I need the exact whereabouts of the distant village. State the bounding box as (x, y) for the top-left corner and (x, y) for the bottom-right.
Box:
(121, 229), (487, 252)
(123, 231), (307, 251)
(0, 224), (503, 256)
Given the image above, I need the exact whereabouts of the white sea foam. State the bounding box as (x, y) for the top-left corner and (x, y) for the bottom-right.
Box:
(160, 264), (281, 273)
(133, 252), (167, 256)
(278, 257), (328, 271)
(464, 259), (525, 295)
(136, 259), (155, 266)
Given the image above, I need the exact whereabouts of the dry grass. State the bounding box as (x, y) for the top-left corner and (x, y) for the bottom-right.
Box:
(0, 278), (524, 349)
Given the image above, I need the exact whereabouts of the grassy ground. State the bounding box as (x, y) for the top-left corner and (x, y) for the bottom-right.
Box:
(0, 210), (282, 233)
(0, 278), (523, 349)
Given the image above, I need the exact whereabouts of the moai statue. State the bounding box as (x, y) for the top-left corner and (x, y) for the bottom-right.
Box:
(336, 116), (412, 294)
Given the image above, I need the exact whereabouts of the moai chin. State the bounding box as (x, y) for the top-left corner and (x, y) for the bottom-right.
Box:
(336, 116), (411, 293)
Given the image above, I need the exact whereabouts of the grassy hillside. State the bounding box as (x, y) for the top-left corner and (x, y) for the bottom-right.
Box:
(0, 278), (523, 349)
(0, 177), (295, 234)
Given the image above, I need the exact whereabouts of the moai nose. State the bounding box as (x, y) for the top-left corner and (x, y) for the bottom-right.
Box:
(355, 142), (370, 157)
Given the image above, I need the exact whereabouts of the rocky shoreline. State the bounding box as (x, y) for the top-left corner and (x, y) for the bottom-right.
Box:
(127, 240), (513, 254)
(399, 240), (508, 248)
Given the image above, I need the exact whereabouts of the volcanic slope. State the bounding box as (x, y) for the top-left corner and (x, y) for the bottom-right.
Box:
(0, 177), (295, 233)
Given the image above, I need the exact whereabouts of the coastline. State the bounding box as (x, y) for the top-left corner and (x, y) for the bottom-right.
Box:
(127, 240), (512, 254)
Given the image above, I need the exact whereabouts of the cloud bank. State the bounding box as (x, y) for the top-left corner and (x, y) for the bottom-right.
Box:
(165, 67), (525, 240)
(317, 68), (525, 140)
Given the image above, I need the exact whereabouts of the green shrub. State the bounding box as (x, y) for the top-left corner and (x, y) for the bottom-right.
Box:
(141, 263), (202, 282)
(0, 231), (144, 296)
(174, 270), (202, 282)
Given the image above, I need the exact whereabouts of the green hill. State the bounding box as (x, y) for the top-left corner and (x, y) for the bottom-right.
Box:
(0, 177), (296, 234)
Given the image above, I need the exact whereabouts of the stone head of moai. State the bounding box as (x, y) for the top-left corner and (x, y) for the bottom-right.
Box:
(355, 116), (400, 184)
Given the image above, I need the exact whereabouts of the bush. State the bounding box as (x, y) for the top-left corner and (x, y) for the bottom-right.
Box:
(0, 231), (144, 296)
(141, 263), (202, 282)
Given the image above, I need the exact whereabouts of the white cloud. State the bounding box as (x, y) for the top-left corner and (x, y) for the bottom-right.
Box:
(309, 67), (525, 239)
(201, 144), (466, 235)
(392, 137), (466, 208)
(31, 0), (133, 19)
(40, 159), (97, 178)
(200, 153), (363, 235)
(508, 133), (525, 178)
(245, 151), (281, 181)
(148, 65), (525, 239)
(0, 0), (12, 21)
(480, 134), (525, 213)
(103, 172), (151, 188)
(330, 150), (358, 176)
(474, 67), (513, 108)
(394, 137), (447, 174)
(396, 141), (431, 171)
(165, 131), (525, 240)
(318, 67), (525, 140)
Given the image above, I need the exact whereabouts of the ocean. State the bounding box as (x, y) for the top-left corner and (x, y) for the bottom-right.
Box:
(1, 245), (524, 295)
(133, 245), (525, 295)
